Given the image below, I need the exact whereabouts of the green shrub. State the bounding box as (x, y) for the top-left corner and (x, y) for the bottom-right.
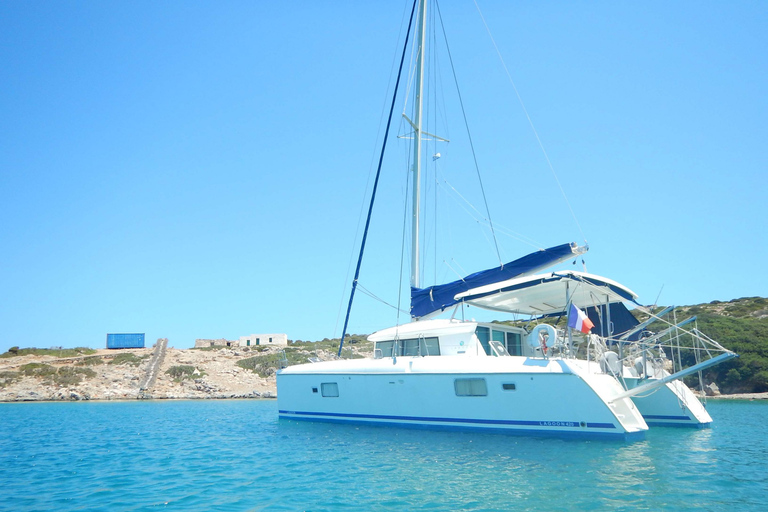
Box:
(54, 367), (97, 386)
(19, 363), (58, 378)
(109, 353), (148, 366)
(76, 356), (104, 366)
(17, 364), (96, 386)
(237, 354), (285, 377)
(0, 371), (19, 388)
(1, 347), (96, 359)
(165, 365), (204, 382)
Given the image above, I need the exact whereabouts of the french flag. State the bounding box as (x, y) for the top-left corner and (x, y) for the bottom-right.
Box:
(568, 304), (594, 333)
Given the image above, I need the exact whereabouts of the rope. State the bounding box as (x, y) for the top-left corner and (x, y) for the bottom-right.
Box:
(358, 284), (410, 314)
(473, 0), (587, 245)
(435, 0), (503, 267)
(437, 170), (542, 249)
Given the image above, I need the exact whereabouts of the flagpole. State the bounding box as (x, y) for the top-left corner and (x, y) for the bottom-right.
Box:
(606, 294), (620, 363)
(566, 282), (573, 357)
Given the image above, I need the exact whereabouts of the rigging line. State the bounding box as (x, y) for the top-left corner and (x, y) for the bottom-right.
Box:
(442, 259), (467, 282)
(473, 0), (587, 244)
(438, 178), (539, 249)
(397, 133), (413, 325)
(435, 0), (503, 267)
(358, 284), (410, 314)
(334, 1), (415, 338)
(338, 0), (420, 358)
(436, 170), (542, 248)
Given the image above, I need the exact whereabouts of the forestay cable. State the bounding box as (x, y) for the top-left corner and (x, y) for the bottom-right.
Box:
(473, 0), (587, 244)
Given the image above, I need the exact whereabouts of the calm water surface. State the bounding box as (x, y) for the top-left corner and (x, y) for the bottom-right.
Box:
(1, 399), (766, 511)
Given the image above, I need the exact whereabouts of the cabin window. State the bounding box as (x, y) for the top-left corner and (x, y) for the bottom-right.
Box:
(376, 341), (395, 358)
(375, 337), (440, 357)
(502, 383), (516, 391)
(506, 332), (522, 356)
(402, 338), (420, 356)
(420, 337), (440, 356)
(321, 383), (339, 397)
(454, 378), (487, 397)
(475, 327), (491, 355)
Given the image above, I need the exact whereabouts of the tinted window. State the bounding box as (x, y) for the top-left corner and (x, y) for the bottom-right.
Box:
(321, 383), (339, 397)
(454, 378), (488, 397)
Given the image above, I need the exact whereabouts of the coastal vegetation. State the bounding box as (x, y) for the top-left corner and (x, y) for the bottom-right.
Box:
(77, 356), (104, 366)
(165, 365), (205, 382)
(682, 298), (768, 393)
(237, 335), (370, 377)
(109, 353), (149, 366)
(630, 298), (767, 393)
(237, 353), (288, 377)
(14, 362), (97, 387)
(1, 347), (95, 359)
(0, 371), (18, 388)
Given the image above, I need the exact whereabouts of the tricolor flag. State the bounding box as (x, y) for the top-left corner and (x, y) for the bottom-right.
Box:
(568, 304), (594, 333)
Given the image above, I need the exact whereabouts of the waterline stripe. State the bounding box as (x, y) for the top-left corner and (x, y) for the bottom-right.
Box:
(643, 414), (693, 421)
(279, 410), (616, 429)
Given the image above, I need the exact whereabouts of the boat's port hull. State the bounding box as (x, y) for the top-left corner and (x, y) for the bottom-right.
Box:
(277, 357), (647, 441)
(624, 377), (713, 427)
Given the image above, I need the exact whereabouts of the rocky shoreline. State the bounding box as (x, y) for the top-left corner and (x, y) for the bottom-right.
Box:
(705, 392), (768, 400)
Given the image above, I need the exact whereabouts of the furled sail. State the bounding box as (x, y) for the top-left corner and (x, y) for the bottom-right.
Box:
(410, 242), (586, 319)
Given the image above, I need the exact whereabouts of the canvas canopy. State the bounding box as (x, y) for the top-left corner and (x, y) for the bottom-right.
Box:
(410, 243), (585, 319)
(454, 270), (638, 316)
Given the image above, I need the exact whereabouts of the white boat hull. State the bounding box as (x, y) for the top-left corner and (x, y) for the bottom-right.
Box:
(277, 356), (648, 440)
(624, 377), (713, 427)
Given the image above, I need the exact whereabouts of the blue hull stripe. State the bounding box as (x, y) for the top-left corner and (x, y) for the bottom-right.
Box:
(643, 414), (693, 421)
(279, 410), (616, 430)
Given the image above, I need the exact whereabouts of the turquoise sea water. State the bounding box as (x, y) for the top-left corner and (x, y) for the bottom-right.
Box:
(1, 400), (767, 511)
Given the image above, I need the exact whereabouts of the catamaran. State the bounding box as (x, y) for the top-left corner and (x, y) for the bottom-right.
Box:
(276, 0), (736, 439)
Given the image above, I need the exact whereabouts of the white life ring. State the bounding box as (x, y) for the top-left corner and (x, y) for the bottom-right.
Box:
(529, 324), (557, 357)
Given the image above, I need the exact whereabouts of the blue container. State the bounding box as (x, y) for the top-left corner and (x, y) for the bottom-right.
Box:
(106, 333), (146, 349)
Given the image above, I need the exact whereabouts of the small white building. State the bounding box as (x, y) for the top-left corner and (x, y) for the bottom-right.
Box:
(239, 333), (288, 347)
(194, 333), (288, 348)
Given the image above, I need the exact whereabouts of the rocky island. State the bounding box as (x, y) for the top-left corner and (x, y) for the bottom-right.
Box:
(0, 339), (356, 402)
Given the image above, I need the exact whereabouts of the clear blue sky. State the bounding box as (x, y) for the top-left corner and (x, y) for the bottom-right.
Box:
(1, 1), (766, 352)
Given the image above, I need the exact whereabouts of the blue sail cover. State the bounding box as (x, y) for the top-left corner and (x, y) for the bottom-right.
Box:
(410, 243), (580, 319)
(586, 303), (643, 342)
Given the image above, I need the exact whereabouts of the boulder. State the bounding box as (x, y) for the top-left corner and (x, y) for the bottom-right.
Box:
(704, 382), (721, 396)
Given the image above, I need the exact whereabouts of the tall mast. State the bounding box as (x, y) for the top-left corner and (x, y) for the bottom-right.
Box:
(410, 0), (427, 290)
